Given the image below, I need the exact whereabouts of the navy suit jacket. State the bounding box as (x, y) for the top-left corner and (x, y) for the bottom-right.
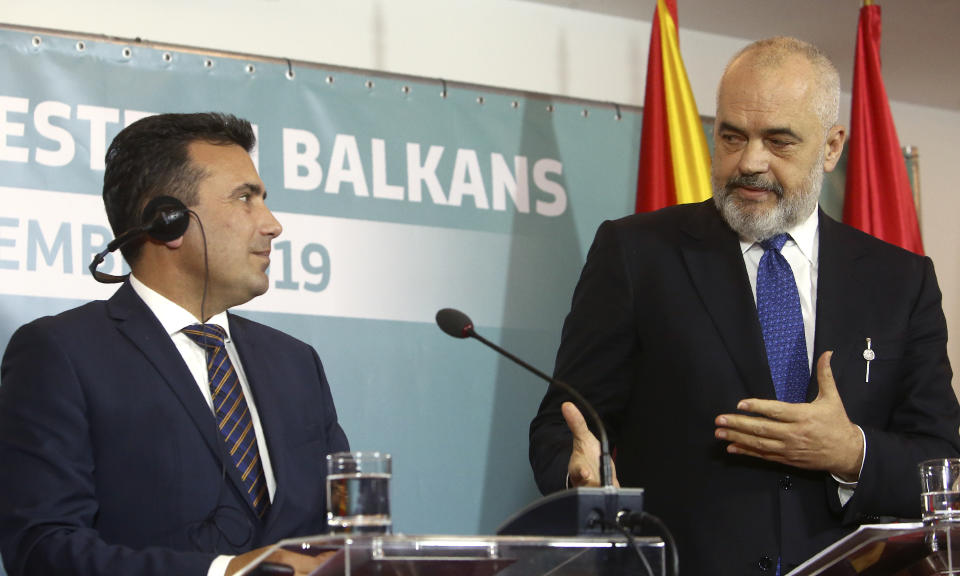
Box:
(530, 200), (960, 575)
(0, 282), (349, 576)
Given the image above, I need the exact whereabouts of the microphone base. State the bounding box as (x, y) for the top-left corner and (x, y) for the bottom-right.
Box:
(496, 487), (645, 536)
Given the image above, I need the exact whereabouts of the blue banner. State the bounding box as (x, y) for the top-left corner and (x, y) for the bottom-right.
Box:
(0, 25), (642, 548)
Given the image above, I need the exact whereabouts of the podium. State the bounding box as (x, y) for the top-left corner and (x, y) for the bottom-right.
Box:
(244, 533), (666, 576)
(788, 522), (960, 576)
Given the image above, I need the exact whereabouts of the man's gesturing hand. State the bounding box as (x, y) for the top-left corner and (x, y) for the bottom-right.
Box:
(562, 401), (620, 488)
(714, 351), (864, 481)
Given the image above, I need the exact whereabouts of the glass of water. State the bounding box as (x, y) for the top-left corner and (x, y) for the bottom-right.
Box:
(326, 451), (392, 534)
(921, 458), (960, 524)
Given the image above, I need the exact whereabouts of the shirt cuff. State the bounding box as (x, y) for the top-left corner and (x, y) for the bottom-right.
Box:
(207, 554), (234, 576)
(832, 425), (866, 506)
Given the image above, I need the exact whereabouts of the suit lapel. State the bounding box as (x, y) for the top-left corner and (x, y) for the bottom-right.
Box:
(812, 212), (867, 393)
(679, 202), (775, 400)
(106, 283), (224, 461)
(109, 284), (263, 520)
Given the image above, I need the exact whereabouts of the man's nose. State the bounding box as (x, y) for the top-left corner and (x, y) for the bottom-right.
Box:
(260, 205), (283, 238)
(737, 139), (770, 176)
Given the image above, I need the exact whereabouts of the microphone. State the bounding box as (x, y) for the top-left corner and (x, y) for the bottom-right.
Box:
(435, 307), (474, 339)
(435, 307), (649, 542)
(436, 308), (614, 488)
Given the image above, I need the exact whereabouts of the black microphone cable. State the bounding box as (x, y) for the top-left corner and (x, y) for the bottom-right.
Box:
(610, 519), (656, 576)
(616, 510), (679, 576)
(186, 436), (255, 553)
(188, 212), (293, 576)
(186, 211), (258, 554)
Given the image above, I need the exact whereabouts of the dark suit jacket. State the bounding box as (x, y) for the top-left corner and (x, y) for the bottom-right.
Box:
(0, 282), (349, 576)
(530, 200), (960, 575)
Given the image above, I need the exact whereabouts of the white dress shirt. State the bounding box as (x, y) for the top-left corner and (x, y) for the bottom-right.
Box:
(129, 275), (276, 576)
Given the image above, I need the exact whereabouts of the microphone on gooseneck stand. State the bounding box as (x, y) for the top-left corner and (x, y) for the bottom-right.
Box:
(435, 308), (615, 488)
(435, 308), (638, 530)
(436, 308), (679, 576)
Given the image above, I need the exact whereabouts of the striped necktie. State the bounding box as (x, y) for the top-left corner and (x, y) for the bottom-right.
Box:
(183, 323), (270, 519)
(756, 234), (809, 404)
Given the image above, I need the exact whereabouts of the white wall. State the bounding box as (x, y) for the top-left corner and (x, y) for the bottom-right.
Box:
(3, 0), (956, 379)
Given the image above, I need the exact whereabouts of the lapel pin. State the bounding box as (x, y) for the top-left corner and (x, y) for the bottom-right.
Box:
(862, 338), (875, 383)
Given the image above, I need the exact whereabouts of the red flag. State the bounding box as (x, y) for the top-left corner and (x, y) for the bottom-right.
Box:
(636, 0), (711, 213)
(843, 2), (924, 254)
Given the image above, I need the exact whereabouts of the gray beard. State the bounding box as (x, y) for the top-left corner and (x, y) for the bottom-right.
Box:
(712, 162), (823, 242)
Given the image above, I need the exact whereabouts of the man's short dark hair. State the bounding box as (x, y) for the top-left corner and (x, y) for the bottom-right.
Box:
(102, 112), (256, 263)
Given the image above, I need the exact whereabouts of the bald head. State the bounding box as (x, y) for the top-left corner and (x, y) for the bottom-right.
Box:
(720, 36), (840, 131)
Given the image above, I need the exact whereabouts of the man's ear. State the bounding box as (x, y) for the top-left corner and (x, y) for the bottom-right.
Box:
(164, 237), (184, 249)
(823, 125), (846, 173)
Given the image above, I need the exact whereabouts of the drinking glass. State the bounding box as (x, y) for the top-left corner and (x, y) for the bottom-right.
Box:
(921, 458), (960, 524)
(921, 458), (960, 574)
(326, 451), (392, 534)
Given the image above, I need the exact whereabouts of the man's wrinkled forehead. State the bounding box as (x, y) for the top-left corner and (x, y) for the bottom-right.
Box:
(717, 57), (821, 120)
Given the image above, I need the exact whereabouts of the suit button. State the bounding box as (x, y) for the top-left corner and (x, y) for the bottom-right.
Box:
(758, 555), (773, 572)
(780, 475), (793, 490)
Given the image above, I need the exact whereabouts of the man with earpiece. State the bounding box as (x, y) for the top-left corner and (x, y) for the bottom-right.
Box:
(0, 113), (349, 576)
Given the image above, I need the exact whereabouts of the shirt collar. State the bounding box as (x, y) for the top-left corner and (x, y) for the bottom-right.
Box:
(739, 203), (820, 261)
(788, 204), (820, 264)
(129, 274), (231, 338)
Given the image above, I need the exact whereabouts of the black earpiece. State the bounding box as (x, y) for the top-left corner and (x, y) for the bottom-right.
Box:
(139, 195), (190, 243)
(89, 195), (191, 283)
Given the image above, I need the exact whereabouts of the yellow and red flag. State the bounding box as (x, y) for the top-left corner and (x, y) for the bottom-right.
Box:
(636, 0), (711, 213)
(843, 1), (924, 254)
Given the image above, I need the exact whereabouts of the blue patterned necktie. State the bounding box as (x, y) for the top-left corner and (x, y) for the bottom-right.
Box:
(183, 323), (270, 519)
(756, 234), (809, 404)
